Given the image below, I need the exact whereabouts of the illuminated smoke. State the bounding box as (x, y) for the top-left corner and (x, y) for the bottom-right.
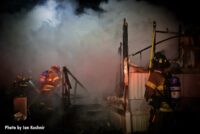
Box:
(0, 0), (179, 100)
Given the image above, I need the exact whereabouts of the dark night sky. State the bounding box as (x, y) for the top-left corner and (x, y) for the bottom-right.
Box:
(0, 0), (199, 25)
(0, 0), (107, 13)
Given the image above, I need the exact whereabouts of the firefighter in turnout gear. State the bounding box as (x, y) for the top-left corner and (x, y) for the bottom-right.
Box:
(12, 73), (32, 121)
(40, 65), (61, 92)
(39, 65), (62, 111)
(13, 73), (31, 96)
(145, 52), (173, 134)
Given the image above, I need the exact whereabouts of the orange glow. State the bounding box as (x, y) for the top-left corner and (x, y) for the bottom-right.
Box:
(48, 78), (52, 81)
(42, 84), (55, 92)
(124, 58), (129, 86)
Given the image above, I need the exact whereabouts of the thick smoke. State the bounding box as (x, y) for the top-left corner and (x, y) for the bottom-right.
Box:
(0, 0), (179, 100)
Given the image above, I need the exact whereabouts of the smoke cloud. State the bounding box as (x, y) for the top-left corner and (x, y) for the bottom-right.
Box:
(0, 0), (179, 100)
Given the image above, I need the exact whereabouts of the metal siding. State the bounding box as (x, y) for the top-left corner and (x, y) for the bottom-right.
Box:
(128, 67), (150, 132)
(129, 99), (150, 132)
(131, 111), (149, 132)
(129, 99), (149, 113)
(129, 69), (149, 99)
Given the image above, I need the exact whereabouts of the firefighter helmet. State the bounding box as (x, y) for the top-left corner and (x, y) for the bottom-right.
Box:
(50, 65), (60, 73)
(153, 52), (170, 69)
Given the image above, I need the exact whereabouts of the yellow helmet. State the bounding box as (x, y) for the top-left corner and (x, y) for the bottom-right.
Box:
(50, 65), (60, 73)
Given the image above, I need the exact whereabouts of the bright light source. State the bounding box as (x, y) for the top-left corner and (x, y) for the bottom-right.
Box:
(31, 0), (61, 29)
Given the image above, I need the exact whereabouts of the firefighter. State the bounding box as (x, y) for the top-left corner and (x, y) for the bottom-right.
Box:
(39, 65), (61, 111)
(145, 52), (173, 134)
(12, 73), (31, 121)
(13, 72), (38, 98)
(40, 65), (61, 91)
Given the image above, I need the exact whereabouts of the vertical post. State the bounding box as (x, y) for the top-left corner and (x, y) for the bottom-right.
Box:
(153, 21), (156, 54)
(123, 18), (128, 59)
(61, 69), (66, 107)
(149, 21), (156, 70)
(123, 18), (132, 134)
(119, 42), (124, 97)
(74, 82), (77, 104)
(123, 18), (129, 110)
(178, 25), (182, 59)
(68, 87), (71, 105)
(139, 52), (142, 67)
